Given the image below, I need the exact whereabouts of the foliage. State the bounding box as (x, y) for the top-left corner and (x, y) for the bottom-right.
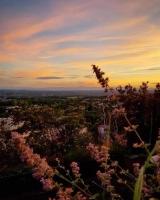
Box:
(0, 65), (160, 200)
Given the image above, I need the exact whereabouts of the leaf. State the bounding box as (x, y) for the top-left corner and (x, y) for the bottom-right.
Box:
(133, 166), (144, 200)
(89, 193), (100, 199)
(133, 143), (157, 200)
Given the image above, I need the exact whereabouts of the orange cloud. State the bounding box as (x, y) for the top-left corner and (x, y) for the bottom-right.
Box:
(0, 53), (16, 62)
(1, 2), (90, 42)
(7, 61), (65, 79)
(1, 0), (160, 89)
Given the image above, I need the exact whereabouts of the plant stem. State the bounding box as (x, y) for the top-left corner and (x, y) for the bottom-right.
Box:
(55, 171), (91, 197)
(123, 114), (150, 155)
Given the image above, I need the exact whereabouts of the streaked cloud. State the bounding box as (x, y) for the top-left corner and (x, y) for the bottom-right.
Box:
(84, 75), (94, 78)
(0, 0), (160, 89)
(146, 67), (160, 71)
(36, 76), (65, 80)
(15, 76), (24, 79)
(36, 75), (79, 80)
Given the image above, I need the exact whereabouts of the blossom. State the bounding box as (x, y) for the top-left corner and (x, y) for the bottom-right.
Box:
(113, 133), (127, 147)
(133, 142), (144, 148)
(151, 155), (160, 165)
(124, 125), (139, 132)
(56, 187), (73, 200)
(132, 163), (140, 176)
(75, 192), (87, 200)
(11, 132), (55, 191)
(92, 65), (109, 91)
(142, 181), (152, 197)
(44, 128), (61, 142)
(40, 178), (55, 191)
(96, 170), (111, 187)
(154, 139), (160, 154)
(151, 154), (160, 184)
(70, 162), (80, 178)
(111, 161), (118, 167)
(86, 143), (109, 163)
(156, 168), (160, 184)
(112, 107), (126, 117)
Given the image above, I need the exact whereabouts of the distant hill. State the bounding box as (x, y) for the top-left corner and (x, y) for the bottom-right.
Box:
(0, 89), (106, 98)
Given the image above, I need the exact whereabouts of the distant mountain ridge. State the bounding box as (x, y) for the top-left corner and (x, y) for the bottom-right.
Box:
(0, 89), (106, 97)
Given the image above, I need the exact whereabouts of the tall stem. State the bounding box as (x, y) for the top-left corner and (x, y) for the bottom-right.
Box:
(55, 172), (91, 197)
(124, 113), (150, 155)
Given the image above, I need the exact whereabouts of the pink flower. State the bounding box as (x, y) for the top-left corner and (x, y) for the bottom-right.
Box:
(112, 107), (126, 117)
(151, 155), (160, 165)
(56, 187), (73, 200)
(86, 143), (109, 163)
(113, 133), (127, 147)
(75, 192), (87, 200)
(96, 170), (112, 189)
(11, 132), (55, 191)
(132, 163), (140, 176)
(124, 125), (138, 132)
(70, 162), (80, 178)
(40, 178), (55, 191)
(133, 142), (144, 148)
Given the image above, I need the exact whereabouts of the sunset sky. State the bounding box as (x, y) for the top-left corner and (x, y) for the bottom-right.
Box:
(0, 0), (160, 89)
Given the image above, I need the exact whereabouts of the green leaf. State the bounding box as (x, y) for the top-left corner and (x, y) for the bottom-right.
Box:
(133, 166), (144, 200)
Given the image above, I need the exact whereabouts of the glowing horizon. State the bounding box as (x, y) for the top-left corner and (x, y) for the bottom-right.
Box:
(0, 0), (160, 89)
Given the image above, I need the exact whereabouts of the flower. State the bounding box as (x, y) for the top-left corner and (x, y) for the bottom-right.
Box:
(156, 168), (160, 184)
(113, 133), (127, 147)
(154, 140), (160, 154)
(124, 125), (139, 132)
(133, 142), (144, 148)
(151, 155), (160, 165)
(111, 161), (118, 167)
(112, 107), (126, 117)
(56, 187), (73, 200)
(92, 65), (109, 92)
(70, 162), (80, 178)
(40, 178), (55, 191)
(86, 143), (109, 163)
(132, 163), (140, 176)
(75, 192), (87, 200)
(11, 132), (55, 191)
(96, 170), (114, 192)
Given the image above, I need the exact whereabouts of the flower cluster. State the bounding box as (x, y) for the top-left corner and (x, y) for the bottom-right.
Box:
(112, 107), (126, 117)
(11, 132), (55, 191)
(113, 133), (127, 147)
(96, 170), (113, 189)
(70, 162), (80, 178)
(74, 192), (87, 200)
(151, 137), (160, 184)
(44, 128), (61, 142)
(139, 81), (149, 94)
(132, 142), (144, 148)
(56, 187), (73, 200)
(86, 143), (109, 163)
(92, 65), (109, 92)
(40, 178), (55, 191)
(132, 163), (140, 176)
(49, 189), (87, 200)
(124, 125), (139, 132)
